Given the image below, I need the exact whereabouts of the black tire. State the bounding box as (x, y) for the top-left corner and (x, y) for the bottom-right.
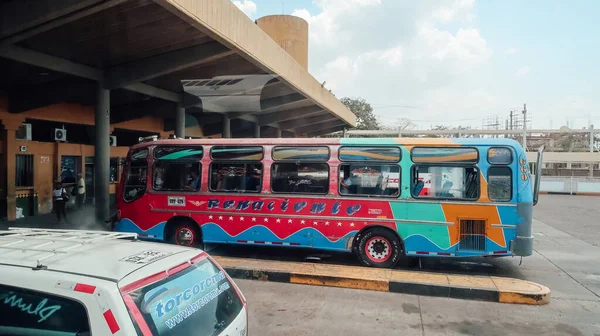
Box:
(355, 227), (402, 268)
(167, 219), (202, 247)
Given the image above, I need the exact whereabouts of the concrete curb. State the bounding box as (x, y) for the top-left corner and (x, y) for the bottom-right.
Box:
(214, 256), (551, 305)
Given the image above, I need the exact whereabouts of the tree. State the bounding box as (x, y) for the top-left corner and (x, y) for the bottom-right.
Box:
(380, 117), (416, 131)
(340, 97), (380, 130)
(427, 125), (473, 138)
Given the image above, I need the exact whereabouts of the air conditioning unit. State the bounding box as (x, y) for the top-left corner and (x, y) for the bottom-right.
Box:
(16, 123), (32, 141)
(54, 128), (67, 142)
(109, 135), (117, 147)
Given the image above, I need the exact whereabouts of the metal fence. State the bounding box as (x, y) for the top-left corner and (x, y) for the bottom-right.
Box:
(536, 176), (600, 194)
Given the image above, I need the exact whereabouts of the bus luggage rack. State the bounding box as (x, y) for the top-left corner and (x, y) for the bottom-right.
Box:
(0, 228), (138, 267)
(458, 220), (486, 251)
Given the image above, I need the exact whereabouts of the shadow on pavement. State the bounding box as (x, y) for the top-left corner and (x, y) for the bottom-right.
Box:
(0, 205), (109, 232)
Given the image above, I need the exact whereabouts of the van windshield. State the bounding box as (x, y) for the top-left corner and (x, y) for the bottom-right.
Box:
(124, 257), (243, 336)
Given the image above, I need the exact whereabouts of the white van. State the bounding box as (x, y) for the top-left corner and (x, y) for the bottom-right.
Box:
(0, 228), (247, 336)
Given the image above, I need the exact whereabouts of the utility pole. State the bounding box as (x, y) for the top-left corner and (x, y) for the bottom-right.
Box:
(509, 110), (514, 130)
(522, 104), (528, 147)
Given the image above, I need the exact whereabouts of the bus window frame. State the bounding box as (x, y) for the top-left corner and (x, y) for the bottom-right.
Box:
(487, 146), (514, 165)
(151, 161), (203, 193)
(271, 145), (330, 162)
(410, 163), (481, 201)
(270, 161), (330, 195)
(410, 146), (480, 164)
(487, 166), (513, 202)
(338, 146), (402, 163)
(122, 148), (149, 203)
(337, 162), (401, 198)
(151, 145), (204, 194)
(208, 160), (264, 194)
(209, 145), (264, 161)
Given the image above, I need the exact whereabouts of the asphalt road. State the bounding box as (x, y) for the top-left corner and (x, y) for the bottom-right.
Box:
(233, 194), (600, 335)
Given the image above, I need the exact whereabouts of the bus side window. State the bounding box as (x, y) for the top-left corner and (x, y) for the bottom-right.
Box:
(271, 162), (329, 194)
(411, 165), (479, 200)
(209, 163), (262, 193)
(488, 166), (512, 201)
(339, 164), (399, 197)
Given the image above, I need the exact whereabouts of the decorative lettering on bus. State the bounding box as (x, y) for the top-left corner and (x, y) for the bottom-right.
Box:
(206, 199), (362, 216)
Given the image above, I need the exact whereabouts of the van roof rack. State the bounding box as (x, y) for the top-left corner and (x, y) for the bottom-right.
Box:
(0, 228), (138, 268)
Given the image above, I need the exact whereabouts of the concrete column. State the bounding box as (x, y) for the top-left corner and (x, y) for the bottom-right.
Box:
(254, 123), (260, 138)
(95, 85), (110, 223)
(222, 114), (231, 138)
(2, 120), (20, 221)
(175, 104), (185, 138)
(275, 128), (282, 138)
(343, 128), (348, 138)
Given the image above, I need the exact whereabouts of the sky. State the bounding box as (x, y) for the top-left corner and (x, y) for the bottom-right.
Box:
(232, 0), (600, 130)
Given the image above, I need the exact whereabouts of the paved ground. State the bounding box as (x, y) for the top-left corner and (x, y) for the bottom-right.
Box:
(3, 195), (600, 334)
(534, 195), (600, 247)
(237, 279), (599, 336)
(232, 195), (600, 335)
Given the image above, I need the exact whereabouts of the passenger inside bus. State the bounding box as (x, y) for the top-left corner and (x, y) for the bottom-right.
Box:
(185, 171), (201, 191)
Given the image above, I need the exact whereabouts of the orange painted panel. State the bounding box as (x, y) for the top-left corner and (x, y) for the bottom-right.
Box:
(441, 203), (506, 248)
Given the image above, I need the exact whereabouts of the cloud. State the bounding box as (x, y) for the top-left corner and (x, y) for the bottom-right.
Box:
(287, 0), (499, 127)
(432, 0), (475, 23)
(233, 0), (257, 18)
(516, 66), (531, 76)
(504, 47), (519, 55)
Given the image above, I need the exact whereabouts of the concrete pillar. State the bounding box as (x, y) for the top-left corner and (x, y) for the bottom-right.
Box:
(222, 114), (231, 138)
(254, 123), (260, 138)
(2, 120), (20, 221)
(275, 128), (282, 138)
(343, 128), (348, 138)
(175, 104), (185, 138)
(95, 85), (110, 223)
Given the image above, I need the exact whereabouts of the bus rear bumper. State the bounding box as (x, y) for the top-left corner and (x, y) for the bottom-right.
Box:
(511, 236), (533, 257)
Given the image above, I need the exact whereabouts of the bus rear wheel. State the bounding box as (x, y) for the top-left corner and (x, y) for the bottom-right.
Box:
(356, 228), (402, 268)
(168, 220), (201, 247)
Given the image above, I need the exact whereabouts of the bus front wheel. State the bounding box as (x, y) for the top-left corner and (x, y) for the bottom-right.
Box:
(356, 228), (402, 268)
(167, 219), (201, 247)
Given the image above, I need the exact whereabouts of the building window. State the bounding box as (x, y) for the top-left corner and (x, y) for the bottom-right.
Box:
(210, 163), (262, 193)
(339, 164), (399, 197)
(123, 149), (148, 202)
(272, 146), (330, 161)
(488, 166), (512, 202)
(15, 154), (34, 187)
(339, 147), (401, 162)
(271, 163), (329, 194)
(154, 162), (202, 192)
(411, 165), (479, 200)
(411, 147), (479, 163)
(488, 147), (513, 165)
(211, 146), (263, 160)
(60, 156), (80, 184)
(0, 284), (90, 334)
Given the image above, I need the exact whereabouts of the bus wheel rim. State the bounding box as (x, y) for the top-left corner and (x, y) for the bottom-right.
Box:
(365, 236), (391, 262)
(176, 227), (194, 246)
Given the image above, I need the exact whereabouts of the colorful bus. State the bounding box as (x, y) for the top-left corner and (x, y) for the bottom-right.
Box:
(114, 137), (544, 268)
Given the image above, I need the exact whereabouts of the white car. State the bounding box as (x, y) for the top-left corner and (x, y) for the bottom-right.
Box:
(0, 228), (248, 336)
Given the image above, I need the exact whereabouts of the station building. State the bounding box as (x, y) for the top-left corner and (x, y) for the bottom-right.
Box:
(0, 0), (356, 221)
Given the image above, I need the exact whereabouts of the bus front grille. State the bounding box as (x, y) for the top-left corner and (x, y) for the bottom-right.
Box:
(458, 220), (486, 251)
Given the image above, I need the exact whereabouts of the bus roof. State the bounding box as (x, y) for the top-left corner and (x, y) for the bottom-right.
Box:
(130, 137), (524, 150)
